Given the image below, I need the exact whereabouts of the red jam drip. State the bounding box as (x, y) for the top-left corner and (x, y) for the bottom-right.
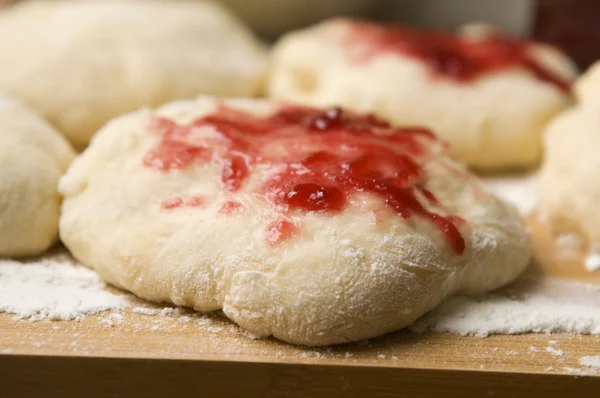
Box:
(144, 106), (465, 254)
(265, 219), (297, 246)
(343, 20), (571, 93)
(162, 196), (204, 210)
(218, 200), (245, 215)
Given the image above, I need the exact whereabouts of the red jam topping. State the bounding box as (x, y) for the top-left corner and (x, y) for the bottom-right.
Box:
(161, 196), (204, 210)
(265, 219), (297, 246)
(343, 20), (570, 92)
(144, 105), (465, 254)
(218, 200), (245, 215)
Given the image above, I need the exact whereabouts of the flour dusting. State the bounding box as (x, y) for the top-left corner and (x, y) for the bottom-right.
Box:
(0, 257), (126, 320)
(411, 277), (600, 336)
(584, 253), (600, 272)
(579, 356), (600, 368)
(546, 346), (564, 356)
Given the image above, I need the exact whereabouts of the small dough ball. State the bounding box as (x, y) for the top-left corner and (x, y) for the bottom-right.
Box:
(540, 62), (600, 248)
(0, 94), (75, 257)
(60, 96), (531, 345)
(0, 0), (267, 148)
(267, 19), (577, 171)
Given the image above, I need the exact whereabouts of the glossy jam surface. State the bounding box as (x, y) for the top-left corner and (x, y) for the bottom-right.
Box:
(161, 196), (204, 210)
(343, 20), (570, 92)
(218, 200), (245, 215)
(265, 219), (297, 246)
(144, 105), (465, 254)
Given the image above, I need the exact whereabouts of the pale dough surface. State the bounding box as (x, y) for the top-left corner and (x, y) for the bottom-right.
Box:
(267, 19), (577, 170)
(0, 93), (75, 257)
(0, 0), (267, 148)
(540, 62), (600, 248)
(59, 96), (531, 345)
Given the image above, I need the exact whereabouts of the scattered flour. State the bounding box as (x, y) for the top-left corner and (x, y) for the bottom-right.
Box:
(131, 306), (187, 317)
(562, 366), (595, 376)
(411, 277), (600, 336)
(584, 253), (600, 272)
(579, 356), (600, 368)
(545, 346), (564, 356)
(2, 230), (600, 346)
(0, 257), (127, 320)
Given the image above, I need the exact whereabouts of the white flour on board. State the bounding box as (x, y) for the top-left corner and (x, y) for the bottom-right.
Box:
(1, 173), (600, 339)
(0, 256), (126, 320)
(1, 251), (600, 340)
(411, 277), (600, 336)
(580, 356), (600, 368)
(584, 253), (600, 272)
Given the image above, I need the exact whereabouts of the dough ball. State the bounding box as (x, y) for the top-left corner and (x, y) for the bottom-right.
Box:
(0, 0), (267, 148)
(267, 19), (577, 171)
(540, 62), (600, 248)
(0, 93), (75, 257)
(59, 96), (531, 345)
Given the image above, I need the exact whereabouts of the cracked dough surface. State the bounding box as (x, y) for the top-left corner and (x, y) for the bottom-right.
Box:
(59, 96), (531, 345)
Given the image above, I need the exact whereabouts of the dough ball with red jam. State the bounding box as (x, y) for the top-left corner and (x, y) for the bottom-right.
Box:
(267, 19), (577, 171)
(59, 96), (531, 345)
(540, 62), (600, 252)
(0, 0), (266, 149)
(0, 93), (75, 257)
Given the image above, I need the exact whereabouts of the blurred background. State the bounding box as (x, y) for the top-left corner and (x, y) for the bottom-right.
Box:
(198, 0), (597, 70)
(0, 0), (597, 69)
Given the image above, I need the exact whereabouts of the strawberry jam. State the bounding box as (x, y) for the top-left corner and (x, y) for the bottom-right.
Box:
(343, 20), (570, 92)
(265, 219), (297, 246)
(161, 196), (204, 210)
(218, 200), (245, 215)
(144, 105), (465, 254)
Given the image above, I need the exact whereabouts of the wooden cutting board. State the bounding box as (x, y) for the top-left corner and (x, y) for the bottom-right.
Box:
(1, 215), (599, 398)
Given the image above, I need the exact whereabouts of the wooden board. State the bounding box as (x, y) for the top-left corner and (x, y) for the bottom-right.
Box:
(1, 215), (600, 397)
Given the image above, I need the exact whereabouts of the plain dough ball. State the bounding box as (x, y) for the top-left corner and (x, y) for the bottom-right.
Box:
(0, 94), (75, 257)
(540, 62), (600, 248)
(59, 96), (531, 345)
(0, 0), (267, 148)
(267, 19), (577, 171)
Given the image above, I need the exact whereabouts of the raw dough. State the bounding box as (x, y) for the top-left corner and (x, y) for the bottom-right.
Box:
(267, 19), (577, 170)
(0, 93), (75, 257)
(0, 0), (267, 148)
(59, 96), (531, 345)
(540, 62), (600, 249)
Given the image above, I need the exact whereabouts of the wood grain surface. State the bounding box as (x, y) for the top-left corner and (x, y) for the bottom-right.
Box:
(1, 215), (599, 397)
